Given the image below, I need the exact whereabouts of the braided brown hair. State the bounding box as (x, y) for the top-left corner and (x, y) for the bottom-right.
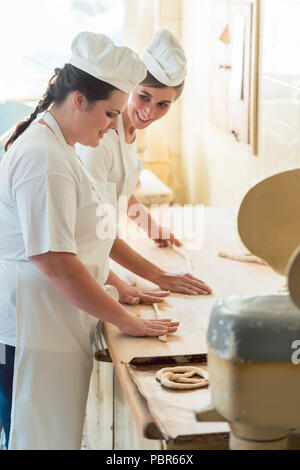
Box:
(5, 64), (117, 151)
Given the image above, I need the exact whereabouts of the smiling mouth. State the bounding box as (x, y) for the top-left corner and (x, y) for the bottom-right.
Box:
(136, 111), (151, 123)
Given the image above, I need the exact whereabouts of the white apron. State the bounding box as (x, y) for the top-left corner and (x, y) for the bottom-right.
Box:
(118, 114), (143, 200)
(8, 113), (118, 450)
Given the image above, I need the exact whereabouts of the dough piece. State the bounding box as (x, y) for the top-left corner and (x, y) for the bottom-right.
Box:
(171, 245), (193, 273)
(156, 366), (209, 390)
(172, 244), (214, 295)
(278, 283), (288, 294)
(218, 250), (267, 265)
(152, 303), (167, 342)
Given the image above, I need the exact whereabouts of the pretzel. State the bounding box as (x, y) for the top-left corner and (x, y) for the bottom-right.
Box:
(156, 366), (209, 390)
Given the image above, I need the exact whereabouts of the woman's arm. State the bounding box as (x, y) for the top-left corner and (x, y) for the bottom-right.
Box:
(110, 238), (212, 295)
(30, 251), (179, 337)
(127, 194), (181, 247)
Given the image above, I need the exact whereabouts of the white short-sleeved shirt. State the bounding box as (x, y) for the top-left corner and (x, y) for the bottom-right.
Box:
(0, 112), (111, 346)
(76, 116), (140, 199)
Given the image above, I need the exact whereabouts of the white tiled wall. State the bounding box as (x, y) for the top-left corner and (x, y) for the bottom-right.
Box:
(178, 0), (300, 206)
(127, 0), (300, 205)
(150, 0), (183, 199)
(257, 0), (300, 181)
(125, 0), (159, 52)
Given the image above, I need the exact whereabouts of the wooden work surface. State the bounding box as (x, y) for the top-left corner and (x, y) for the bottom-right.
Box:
(126, 363), (229, 443)
(103, 206), (285, 441)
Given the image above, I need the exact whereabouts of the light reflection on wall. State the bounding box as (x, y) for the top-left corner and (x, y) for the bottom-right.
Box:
(0, 0), (125, 101)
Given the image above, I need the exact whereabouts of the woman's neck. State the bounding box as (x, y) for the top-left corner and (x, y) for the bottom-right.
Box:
(122, 108), (136, 144)
(48, 104), (75, 147)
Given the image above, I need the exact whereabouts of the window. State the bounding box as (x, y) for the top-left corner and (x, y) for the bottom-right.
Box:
(0, 0), (125, 158)
(0, 0), (125, 101)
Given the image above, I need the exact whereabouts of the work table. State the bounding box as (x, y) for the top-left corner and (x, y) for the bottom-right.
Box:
(86, 206), (285, 450)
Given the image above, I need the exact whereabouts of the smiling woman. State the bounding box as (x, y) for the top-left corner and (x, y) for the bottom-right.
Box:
(46, 86), (128, 148)
(126, 85), (176, 130)
(0, 31), (179, 451)
(77, 29), (189, 248)
(4, 64), (122, 151)
(76, 29), (212, 301)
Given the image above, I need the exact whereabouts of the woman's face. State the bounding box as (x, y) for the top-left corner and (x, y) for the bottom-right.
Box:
(75, 89), (128, 147)
(126, 85), (177, 130)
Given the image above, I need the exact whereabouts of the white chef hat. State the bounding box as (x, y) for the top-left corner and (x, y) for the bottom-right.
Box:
(69, 31), (147, 94)
(141, 29), (187, 87)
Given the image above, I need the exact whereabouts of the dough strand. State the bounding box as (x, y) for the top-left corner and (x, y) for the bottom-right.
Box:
(218, 250), (267, 265)
(152, 303), (168, 342)
(171, 245), (193, 273)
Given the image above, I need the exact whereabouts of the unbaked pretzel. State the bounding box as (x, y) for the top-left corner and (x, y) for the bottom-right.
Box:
(156, 366), (209, 390)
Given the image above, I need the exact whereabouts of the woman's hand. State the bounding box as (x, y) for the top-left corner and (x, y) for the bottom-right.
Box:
(150, 225), (182, 248)
(106, 271), (170, 305)
(153, 271), (213, 296)
(127, 196), (181, 248)
(118, 315), (180, 337)
(117, 281), (170, 305)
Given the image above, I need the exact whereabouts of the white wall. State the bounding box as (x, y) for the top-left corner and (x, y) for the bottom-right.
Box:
(257, 0), (300, 177)
(125, 0), (184, 201)
(180, 0), (300, 206)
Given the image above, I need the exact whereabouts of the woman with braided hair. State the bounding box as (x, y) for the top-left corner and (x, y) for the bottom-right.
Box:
(0, 32), (179, 450)
(77, 30), (212, 305)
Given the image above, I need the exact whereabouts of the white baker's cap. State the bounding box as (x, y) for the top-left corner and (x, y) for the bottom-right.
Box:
(141, 29), (187, 87)
(69, 31), (147, 94)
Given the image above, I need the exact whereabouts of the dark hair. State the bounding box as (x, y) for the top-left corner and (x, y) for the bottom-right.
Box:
(5, 64), (117, 151)
(140, 71), (185, 101)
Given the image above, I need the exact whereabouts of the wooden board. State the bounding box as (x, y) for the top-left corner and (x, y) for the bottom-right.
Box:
(127, 362), (229, 442)
(103, 295), (213, 362)
(103, 207), (285, 441)
(104, 207), (284, 363)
